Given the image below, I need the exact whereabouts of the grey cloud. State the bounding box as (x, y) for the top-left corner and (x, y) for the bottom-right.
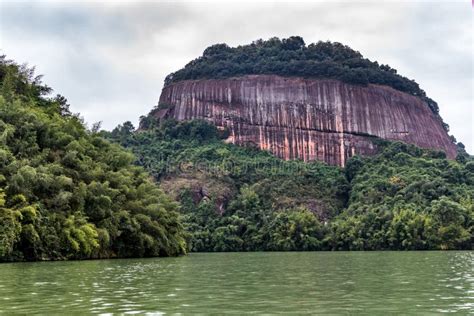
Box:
(0, 1), (472, 152)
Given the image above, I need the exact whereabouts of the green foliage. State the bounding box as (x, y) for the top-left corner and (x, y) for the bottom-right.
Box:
(430, 197), (471, 249)
(107, 119), (473, 251)
(267, 209), (325, 251)
(0, 191), (22, 258)
(331, 142), (473, 250)
(165, 37), (439, 114)
(0, 57), (186, 261)
(104, 119), (348, 252)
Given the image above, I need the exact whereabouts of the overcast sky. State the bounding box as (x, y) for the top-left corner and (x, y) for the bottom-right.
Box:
(1, 0), (472, 152)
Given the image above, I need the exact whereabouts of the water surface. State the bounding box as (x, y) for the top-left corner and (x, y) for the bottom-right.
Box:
(0, 252), (472, 314)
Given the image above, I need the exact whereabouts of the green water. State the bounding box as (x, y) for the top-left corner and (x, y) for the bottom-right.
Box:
(0, 252), (472, 314)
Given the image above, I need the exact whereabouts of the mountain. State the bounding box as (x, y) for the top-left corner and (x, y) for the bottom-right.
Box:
(106, 37), (472, 251)
(150, 36), (456, 166)
(1, 37), (471, 258)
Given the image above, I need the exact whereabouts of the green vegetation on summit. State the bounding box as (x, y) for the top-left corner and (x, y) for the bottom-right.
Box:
(0, 57), (186, 261)
(165, 36), (442, 116)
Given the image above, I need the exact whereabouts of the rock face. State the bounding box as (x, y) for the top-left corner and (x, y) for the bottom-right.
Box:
(157, 75), (457, 166)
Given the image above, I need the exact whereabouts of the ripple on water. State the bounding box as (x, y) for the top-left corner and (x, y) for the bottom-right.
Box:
(0, 252), (472, 314)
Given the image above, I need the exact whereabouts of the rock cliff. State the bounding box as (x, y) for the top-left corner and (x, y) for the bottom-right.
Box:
(156, 75), (456, 166)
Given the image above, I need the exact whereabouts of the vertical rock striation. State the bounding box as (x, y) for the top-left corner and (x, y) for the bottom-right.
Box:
(157, 75), (456, 166)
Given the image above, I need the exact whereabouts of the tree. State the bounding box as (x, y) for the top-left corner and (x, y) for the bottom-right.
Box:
(0, 58), (186, 261)
(267, 209), (324, 251)
(430, 197), (470, 249)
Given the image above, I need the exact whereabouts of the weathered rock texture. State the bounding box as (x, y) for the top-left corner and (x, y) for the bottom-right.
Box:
(157, 75), (456, 166)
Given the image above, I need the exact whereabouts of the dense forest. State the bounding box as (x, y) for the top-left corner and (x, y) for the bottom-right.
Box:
(1, 52), (472, 261)
(0, 57), (186, 261)
(165, 36), (442, 117)
(105, 118), (473, 251)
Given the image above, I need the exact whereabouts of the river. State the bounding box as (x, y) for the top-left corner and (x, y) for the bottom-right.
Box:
(0, 252), (472, 314)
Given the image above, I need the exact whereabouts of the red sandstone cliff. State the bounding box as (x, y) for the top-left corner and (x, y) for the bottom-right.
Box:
(156, 75), (457, 166)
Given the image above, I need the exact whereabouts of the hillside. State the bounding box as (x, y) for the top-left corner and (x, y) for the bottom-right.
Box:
(0, 57), (186, 261)
(106, 119), (473, 251)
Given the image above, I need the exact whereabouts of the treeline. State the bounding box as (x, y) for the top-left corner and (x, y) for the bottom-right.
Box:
(106, 119), (473, 251)
(165, 36), (441, 116)
(0, 57), (186, 261)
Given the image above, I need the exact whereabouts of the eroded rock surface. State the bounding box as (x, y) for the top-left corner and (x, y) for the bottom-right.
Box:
(157, 75), (456, 166)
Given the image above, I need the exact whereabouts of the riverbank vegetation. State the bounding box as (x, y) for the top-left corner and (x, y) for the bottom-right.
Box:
(0, 57), (186, 261)
(106, 119), (473, 251)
